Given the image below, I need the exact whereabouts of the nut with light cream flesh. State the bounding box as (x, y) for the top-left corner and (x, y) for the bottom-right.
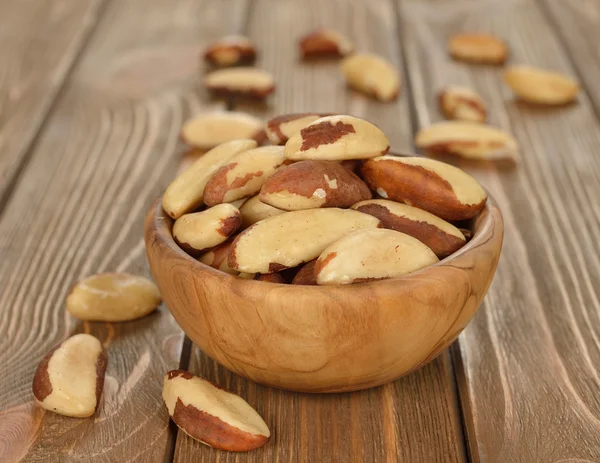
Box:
(173, 203), (241, 255)
(415, 121), (519, 161)
(284, 115), (389, 161)
(340, 53), (401, 102)
(361, 156), (487, 221)
(32, 334), (108, 417)
(315, 229), (439, 285)
(203, 146), (285, 206)
(239, 195), (285, 229)
(180, 112), (264, 149)
(352, 199), (466, 258)
(266, 113), (333, 145)
(260, 160), (372, 210)
(204, 35), (257, 67)
(504, 65), (579, 105)
(163, 370), (270, 452)
(204, 67), (275, 99)
(228, 208), (380, 273)
(448, 33), (507, 65)
(439, 86), (487, 123)
(163, 139), (257, 219)
(299, 29), (354, 59)
(198, 240), (239, 275)
(67, 273), (161, 322)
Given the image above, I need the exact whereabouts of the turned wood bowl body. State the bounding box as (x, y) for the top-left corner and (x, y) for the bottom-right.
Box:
(145, 197), (503, 393)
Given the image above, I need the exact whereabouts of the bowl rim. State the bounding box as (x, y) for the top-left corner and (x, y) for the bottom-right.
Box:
(146, 192), (502, 293)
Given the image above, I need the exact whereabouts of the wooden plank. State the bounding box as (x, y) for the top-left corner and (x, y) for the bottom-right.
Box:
(0, 0), (245, 461)
(541, 0), (600, 114)
(174, 0), (467, 461)
(0, 0), (105, 205)
(399, 0), (600, 460)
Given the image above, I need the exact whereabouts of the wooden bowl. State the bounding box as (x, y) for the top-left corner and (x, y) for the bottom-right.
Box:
(144, 196), (503, 393)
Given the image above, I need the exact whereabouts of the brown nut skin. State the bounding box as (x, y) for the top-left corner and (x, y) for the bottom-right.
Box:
(298, 29), (354, 60)
(254, 273), (285, 283)
(360, 156), (487, 221)
(352, 199), (466, 258)
(439, 86), (487, 123)
(163, 370), (270, 452)
(204, 67), (275, 100)
(203, 35), (257, 67)
(198, 240), (239, 275)
(32, 334), (108, 418)
(291, 260), (317, 285)
(259, 160), (372, 210)
(448, 33), (508, 65)
(265, 113), (334, 145)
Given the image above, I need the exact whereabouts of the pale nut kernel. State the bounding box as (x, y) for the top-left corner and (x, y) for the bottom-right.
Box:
(315, 229), (439, 285)
(66, 273), (161, 322)
(360, 156), (487, 221)
(204, 67), (275, 100)
(32, 334), (108, 417)
(340, 53), (401, 102)
(163, 139), (257, 219)
(352, 199), (466, 258)
(265, 113), (334, 145)
(180, 112), (265, 149)
(299, 29), (354, 60)
(228, 208), (380, 273)
(448, 33), (507, 65)
(173, 203), (241, 255)
(260, 160), (372, 210)
(239, 195), (285, 229)
(284, 115), (390, 161)
(203, 146), (286, 206)
(203, 35), (257, 67)
(504, 65), (580, 105)
(198, 240), (239, 275)
(415, 121), (519, 162)
(439, 86), (487, 123)
(163, 370), (270, 452)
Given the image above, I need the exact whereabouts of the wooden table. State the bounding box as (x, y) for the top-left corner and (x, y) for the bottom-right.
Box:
(1, 0), (599, 461)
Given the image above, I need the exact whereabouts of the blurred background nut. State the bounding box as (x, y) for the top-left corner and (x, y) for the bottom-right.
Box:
(299, 29), (354, 60)
(180, 112), (264, 149)
(203, 35), (257, 67)
(439, 85), (487, 123)
(448, 33), (508, 65)
(266, 112), (334, 145)
(504, 65), (580, 105)
(340, 53), (401, 102)
(204, 67), (275, 99)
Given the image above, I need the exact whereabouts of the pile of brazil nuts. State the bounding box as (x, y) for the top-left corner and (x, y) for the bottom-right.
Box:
(163, 113), (487, 286)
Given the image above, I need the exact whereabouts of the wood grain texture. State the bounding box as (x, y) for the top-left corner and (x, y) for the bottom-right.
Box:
(0, 0), (106, 205)
(399, 0), (600, 460)
(0, 0), (244, 461)
(174, 0), (469, 461)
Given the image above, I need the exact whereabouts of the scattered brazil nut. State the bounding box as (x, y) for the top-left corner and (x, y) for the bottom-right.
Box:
(291, 260), (317, 285)
(203, 35), (257, 67)
(315, 229), (439, 285)
(415, 121), (519, 162)
(239, 195), (285, 229)
(198, 240), (239, 275)
(360, 156), (487, 221)
(352, 199), (466, 258)
(66, 273), (161, 322)
(163, 370), (270, 452)
(163, 139), (257, 219)
(203, 146), (286, 206)
(204, 67), (275, 100)
(260, 160), (372, 210)
(180, 112), (265, 149)
(284, 115), (390, 161)
(340, 53), (401, 102)
(32, 334), (108, 417)
(228, 208), (380, 273)
(503, 65), (580, 105)
(299, 29), (354, 60)
(439, 86), (487, 123)
(448, 33), (507, 65)
(173, 203), (241, 255)
(265, 112), (333, 145)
